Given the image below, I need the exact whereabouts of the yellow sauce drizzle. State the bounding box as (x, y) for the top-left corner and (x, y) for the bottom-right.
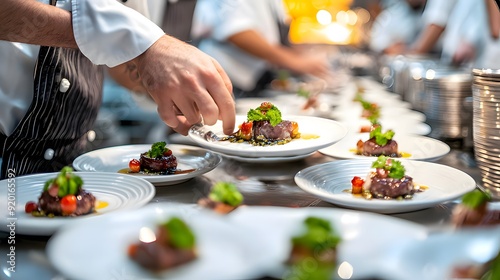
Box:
(95, 200), (109, 210)
(300, 134), (320, 140)
(400, 151), (412, 158)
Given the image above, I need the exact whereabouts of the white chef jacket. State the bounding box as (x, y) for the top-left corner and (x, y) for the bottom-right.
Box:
(369, 1), (425, 53)
(439, 0), (487, 67)
(191, 0), (287, 92)
(0, 0), (164, 136)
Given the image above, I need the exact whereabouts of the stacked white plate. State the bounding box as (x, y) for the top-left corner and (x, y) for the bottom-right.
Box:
(423, 67), (473, 140)
(472, 68), (500, 194)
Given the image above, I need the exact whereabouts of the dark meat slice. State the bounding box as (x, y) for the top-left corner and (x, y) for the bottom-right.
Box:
(288, 245), (337, 265)
(368, 174), (414, 198)
(38, 189), (96, 216)
(129, 227), (196, 271)
(358, 138), (399, 157)
(252, 120), (294, 140)
(197, 197), (237, 214)
(140, 153), (177, 173)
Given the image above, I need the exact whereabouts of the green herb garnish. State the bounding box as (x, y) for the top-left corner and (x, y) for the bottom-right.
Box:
(209, 182), (243, 207)
(291, 217), (341, 253)
(286, 259), (334, 280)
(369, 126), (395, 146)
(147, 141), (170, 158)
(247, 102), (282, 126)
(371, 155), (406, 179)
(484, 250), (500, 280)
(297, 87), (310, 98)
(461, 189), (492, 209)
(43, 166), (83, 197)
(162, 217), (196, 249)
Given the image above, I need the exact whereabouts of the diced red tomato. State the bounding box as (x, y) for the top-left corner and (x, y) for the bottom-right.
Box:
(351, 176), (364, 194)
(60, 194), (77, 215)
(239, 121), (253, 140)
(129, 159), (141, 173)
(163, 149), (172, 157)
(25, 201), (38, 213)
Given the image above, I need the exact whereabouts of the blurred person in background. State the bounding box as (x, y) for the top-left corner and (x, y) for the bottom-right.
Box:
(369, 0), (427, 55)
(191, 0), (332, 97)
(0, 0), (235, 178)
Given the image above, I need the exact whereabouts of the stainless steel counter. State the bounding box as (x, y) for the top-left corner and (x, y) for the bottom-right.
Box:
(0, 145), (491, 280)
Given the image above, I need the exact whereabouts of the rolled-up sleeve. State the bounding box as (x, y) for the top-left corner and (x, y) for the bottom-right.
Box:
(71, 0), (164, 67)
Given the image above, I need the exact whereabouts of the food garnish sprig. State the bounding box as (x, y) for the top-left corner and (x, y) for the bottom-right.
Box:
(369, 126), (395, 146)
(354, 94), (380, 125)
(287, 217), (341, 280)
(246, 101), (282, 126)
(229, 102), (299, 145)
(452, 189), (493, 227)
(208, 182), (244, 207)
(25, 166), (84, 216)
(129, 141), (172, 173)
(351, 155), (406, 197)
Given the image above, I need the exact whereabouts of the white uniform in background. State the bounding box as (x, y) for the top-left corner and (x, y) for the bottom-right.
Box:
(0, 0), (163, 137)
(369, 1), (425, 53)
(191, 0), (287, 92)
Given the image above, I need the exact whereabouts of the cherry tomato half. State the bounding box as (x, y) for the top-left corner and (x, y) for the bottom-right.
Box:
(129, 159), (141, 173)
(239, 121), (253, 141)
(351, 176), (364, 195)
(163, 149), (172, 157)
(60, 194), (77, 215)
(25, 201), (38, 213)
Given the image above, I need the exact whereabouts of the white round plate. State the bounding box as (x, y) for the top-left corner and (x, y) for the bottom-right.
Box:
(339, 119), (431, 136)
(188, 115), (347, 158)
(319, 133), (450, 161)
(226, 206), (428, 279)
(331, 107), (426, 122)
(381, 227), (500, 280)
(294, 159), (476, 214)
(73, 144), (222, 186)
(0, 172), (155, 235)
(47, 203), (271, 280)
(222, 152), (315, 163)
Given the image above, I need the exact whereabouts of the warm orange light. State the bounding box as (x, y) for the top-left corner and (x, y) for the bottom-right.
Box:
(283, 0), (362, 45)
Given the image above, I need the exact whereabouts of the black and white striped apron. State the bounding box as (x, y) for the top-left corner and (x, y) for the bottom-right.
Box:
(0, 45), (103, 178)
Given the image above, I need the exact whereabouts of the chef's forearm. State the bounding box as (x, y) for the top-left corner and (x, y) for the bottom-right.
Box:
(0, 0), (76, 48)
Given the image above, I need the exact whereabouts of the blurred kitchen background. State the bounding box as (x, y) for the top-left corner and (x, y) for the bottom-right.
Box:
(88, 0), (496, 154)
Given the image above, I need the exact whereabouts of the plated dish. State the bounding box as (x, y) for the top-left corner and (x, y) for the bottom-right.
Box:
(382, 227), (500, 280)
(331, 107), (426, 123)
(47, 203), (271, 280)
(72, 144), (222, 186)
(0, 172), (155, 235)
(294, 159), (476, 213)
(188, 115), (347, 158)
(319, 133), (450, 161)
(226, 206), (428, 279)
(338, 119), (431, 136)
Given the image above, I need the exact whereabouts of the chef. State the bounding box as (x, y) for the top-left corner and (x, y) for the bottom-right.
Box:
(0, 0), (235, 178)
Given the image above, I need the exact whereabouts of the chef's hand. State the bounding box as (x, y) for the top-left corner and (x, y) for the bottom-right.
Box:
(132, 35), (236, 136)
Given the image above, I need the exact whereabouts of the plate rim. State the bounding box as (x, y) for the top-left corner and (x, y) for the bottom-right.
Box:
(46, 203), (272, 280)
(72, 144), (223, 186)
(0, 171), (156, 235)
(294, 159), (476, 214)
(187, 115), (348, 158)
(318, 133), (450, 161)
